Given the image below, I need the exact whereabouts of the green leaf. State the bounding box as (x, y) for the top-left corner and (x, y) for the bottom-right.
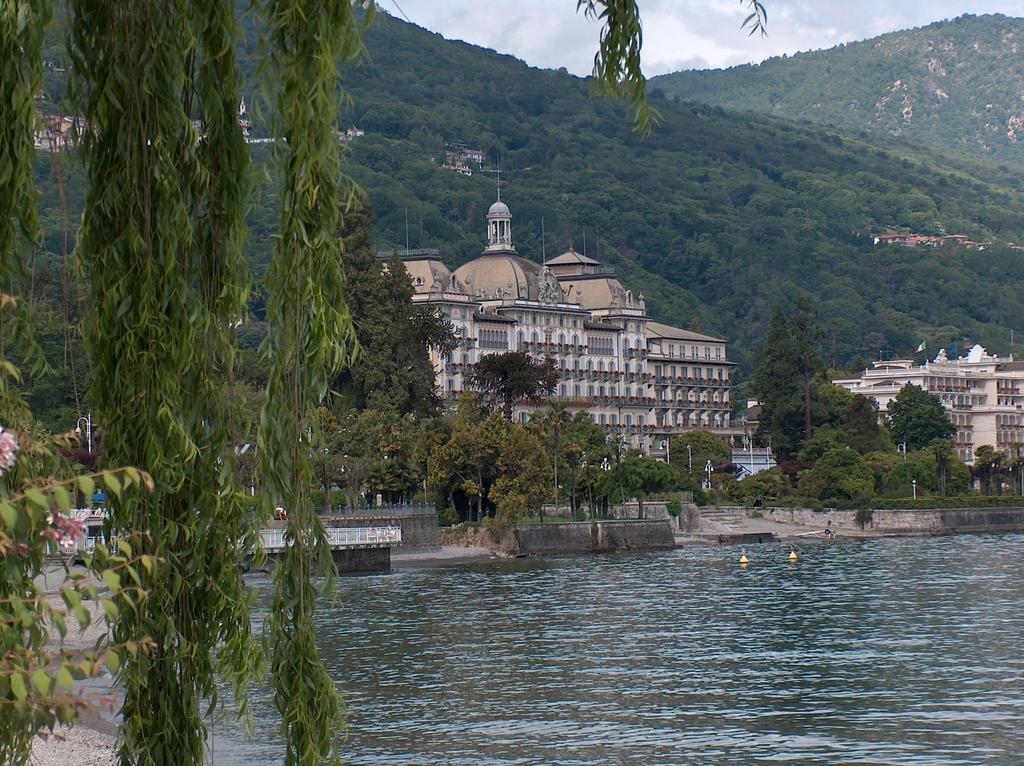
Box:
(57, 666), (74, 692)
(32, 669), (54, 695)
(25, 488), (48, 510)
(104, 472), (122, 497)
(102, 570), (121, 591)
(101, 599), (119, 621)
(53, 485), (72, 511)
(11, 673), (27, 701)
(0, 503), (16, 529)
(77, 475), (95, 499)
(104, 650), (120, 673)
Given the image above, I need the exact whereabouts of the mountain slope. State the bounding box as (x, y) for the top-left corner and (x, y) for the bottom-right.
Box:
(26, 9), (1024, 422)
(652, 14), (1024, 161)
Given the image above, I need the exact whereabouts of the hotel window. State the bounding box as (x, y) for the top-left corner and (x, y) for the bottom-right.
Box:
(625, 415), (632, 426)
(715, 347), (722, 359)
(704, 346), (711, 359)
(611, 414), (618, 425)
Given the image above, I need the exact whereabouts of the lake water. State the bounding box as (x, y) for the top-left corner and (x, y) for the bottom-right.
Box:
(210, 535), (1024, 765)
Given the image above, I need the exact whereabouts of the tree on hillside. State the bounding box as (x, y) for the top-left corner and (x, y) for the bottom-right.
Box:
(888, 384), (955, 450)
(972, 445), (1007, 495)
(427, 397), (507, 521)
(491, 422), (549, 521)
(799, 383), (888, 459)
(929, 438), (954, 497)
(561, 412), (612, 517)
(669, 429), (730, 486)
(599, 453), (678, 519)
(471, 351), (558, 421)
(797, 448), (874, 501)
(750, 303), (822, 460)
(335, 193), (456, 416)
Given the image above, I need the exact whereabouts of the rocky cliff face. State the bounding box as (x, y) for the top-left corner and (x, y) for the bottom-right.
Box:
(653, 14), (1024, 160)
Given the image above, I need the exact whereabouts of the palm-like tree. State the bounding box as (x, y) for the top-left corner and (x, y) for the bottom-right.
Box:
(470, 351), (558, 421)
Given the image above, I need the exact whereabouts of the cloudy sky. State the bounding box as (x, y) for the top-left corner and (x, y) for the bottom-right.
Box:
(385, 1), (1024, 75)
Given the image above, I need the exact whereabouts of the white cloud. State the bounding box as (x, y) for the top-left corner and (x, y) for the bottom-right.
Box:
(383, 0), (1024, 76)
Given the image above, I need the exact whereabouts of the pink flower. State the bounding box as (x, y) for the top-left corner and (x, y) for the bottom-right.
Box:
(0, 428), (18, 476)
(51, 510), (87, 547)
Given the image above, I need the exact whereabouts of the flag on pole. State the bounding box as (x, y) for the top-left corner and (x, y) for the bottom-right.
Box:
(915, 341), (926, 353)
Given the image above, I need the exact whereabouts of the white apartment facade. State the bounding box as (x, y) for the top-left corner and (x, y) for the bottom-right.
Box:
(835, 345), (1024, 464)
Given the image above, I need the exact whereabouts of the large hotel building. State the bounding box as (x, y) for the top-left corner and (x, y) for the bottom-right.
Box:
(389, 197), (738, 454)
(836, 345), (1024, 464)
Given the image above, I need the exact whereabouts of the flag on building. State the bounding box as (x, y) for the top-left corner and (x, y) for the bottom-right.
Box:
(915, 341), (926, 353)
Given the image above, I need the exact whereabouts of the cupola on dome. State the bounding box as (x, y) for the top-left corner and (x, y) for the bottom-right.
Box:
(488, 200), (510, 217)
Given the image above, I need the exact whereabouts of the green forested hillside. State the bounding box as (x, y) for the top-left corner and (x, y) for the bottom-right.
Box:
(24, 9), (1024, 426)
(653, 13), (1024, 161)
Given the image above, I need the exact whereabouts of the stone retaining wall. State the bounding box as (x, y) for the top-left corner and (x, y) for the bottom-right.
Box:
(504, 519), (675, 557)
(740, 506), (1024, 535)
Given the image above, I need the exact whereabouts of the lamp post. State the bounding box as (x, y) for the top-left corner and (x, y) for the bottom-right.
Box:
(912, 479), (917, 499)
(705, 459), (712, 490)
(660, 438), (670, 464)
(75, 413), (93, 453)
(897, 442), (907, 461)
(686, 444), (692, 474)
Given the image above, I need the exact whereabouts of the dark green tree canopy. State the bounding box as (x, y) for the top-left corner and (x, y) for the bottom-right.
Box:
(334, 193), (456, 416)
(888, 383), (955, 450)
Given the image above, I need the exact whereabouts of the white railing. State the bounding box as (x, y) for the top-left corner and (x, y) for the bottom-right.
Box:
(260, 526), (401, 552)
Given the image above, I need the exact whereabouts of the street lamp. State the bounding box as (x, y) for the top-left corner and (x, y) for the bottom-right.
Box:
(911, 479), (917, 499)
(686, 444), (692, 474)
(75, 413), (93, 453)
(705, 459), (712, 490)
(660, 438), (670, 464)
(897, 442), (907, 461)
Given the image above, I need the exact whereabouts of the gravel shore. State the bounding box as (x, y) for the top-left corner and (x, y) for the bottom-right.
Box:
(31, 714), (116, 766)
(28, 564), (117, 766)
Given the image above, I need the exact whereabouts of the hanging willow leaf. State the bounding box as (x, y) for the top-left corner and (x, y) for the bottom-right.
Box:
(68, 0), (259, 763)
(258, 1), (371, 763)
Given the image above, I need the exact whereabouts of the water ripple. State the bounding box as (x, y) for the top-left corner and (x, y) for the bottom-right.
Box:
(209, 535), (1024, 765)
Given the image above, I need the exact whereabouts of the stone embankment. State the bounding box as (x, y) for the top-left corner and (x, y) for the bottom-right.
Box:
(444, 519), (676, 557)
(681, 505), (1024, 542)
(756, 506), (1024, 536)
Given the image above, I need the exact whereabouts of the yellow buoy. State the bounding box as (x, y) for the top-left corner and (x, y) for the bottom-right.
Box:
(739, 553), (749, 566)
(788, 549), (799, 563)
